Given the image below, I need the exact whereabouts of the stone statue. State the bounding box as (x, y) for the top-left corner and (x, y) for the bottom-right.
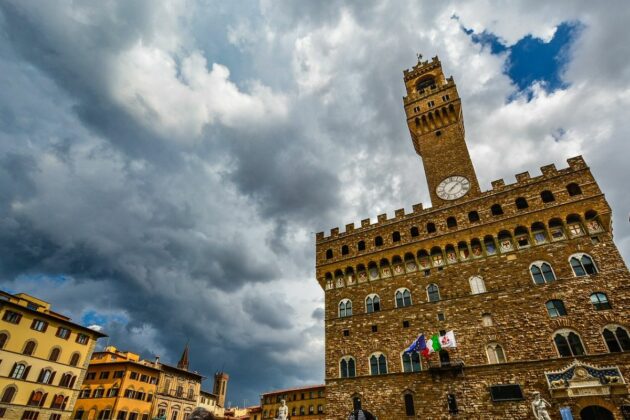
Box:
(348, 397), (376, 420)
(531, 391), (552, 420)
(276, 399), (289, 420)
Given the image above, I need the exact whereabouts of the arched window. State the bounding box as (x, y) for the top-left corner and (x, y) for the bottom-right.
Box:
(392, 231), (401, 242)
(341, 245), (349, 255)
(483, 235), (496, 255)
(426, 222), (436, 233)
(309, 405), (314, 414)
(374, 236), (383, 247)
(338, 299), (352, 318)
(541, 190), (555, 203)
(300, 406), (305, 415)
(38, 368), (54, 384)
(69, 353), (80, 367)
(554, 330), (586, 357)
(515, 197), (528, 209)
(545, 300), (567, 318)
(365, 294), (380, 313)
(570, 253), (597, 276)
(404, 393), (415, 416)
(339, 356), (356, 378)
(369, 353), (387, 375)
(602, 325), (630, 353)
(469, 276), (486, 294)
(482, 313), (493, 327)
(402, 352), (421, 372)
(410, 227), (419, 237)
(567, 183), (582, 196)
(427, 284), (440, 302)
(291, 407), (296, 416)
(446, 217), (457, 228)
(416, 77), (436, 93)
(490, 204), (503, 216)
(357, 240), (365, 251)
(60, 373), (76, 388)
(468, 211), (480, 222)
(0, 333), (7, 349)
(395, 289), (412, 308)
(325, 249), (333, 259)
(530, 261), (556, 284)
(49, 347), (61, 362)
(1, 386), (16, 403)
(10, 363), (28, 379)
(486, 343), (506, 364)
(590, 292), (612, 310)
(23, 340), (36, 356)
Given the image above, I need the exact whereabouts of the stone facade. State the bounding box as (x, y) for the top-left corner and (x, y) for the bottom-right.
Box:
(315, 57), (630, 419)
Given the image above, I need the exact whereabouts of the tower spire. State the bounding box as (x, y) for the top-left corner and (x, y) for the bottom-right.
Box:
(177, 340), (190, 371)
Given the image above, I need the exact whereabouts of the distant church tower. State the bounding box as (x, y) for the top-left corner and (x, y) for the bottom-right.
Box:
(403, 56), (481, 206)
(213, 371), (229, 408)
(177, 343), (189, 371)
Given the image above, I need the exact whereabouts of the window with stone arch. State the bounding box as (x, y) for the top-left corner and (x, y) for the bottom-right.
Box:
(485, 343), (506, 364)
(427, 284), (440, 302)
(1, 385), (16, 403)
(23, 340), (36, 356)
(553, 329), (586, 357)
(365, 294), (381, 313)
(401, 351), (421, 373)
(369, 352), (387, 375)
(530, 261), (556, 284)
(602, 325), (630, 353)
(545, 300), (567, 318)
(339, 356), (356, 378)
(569, 253), (597, 276)
(49, 347), (61, 362)
(590, 292), (612, 310)
(69, 352), (81, 367)
(10, 363), (28, 379)
(338, 299), (352, 318)
(395, 288), (412, 308)
(0, 332), (8, 349)
(469, 276), (486, 294)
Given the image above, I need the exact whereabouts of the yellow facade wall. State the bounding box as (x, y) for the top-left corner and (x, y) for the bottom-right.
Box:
(0, 291), (105, 420)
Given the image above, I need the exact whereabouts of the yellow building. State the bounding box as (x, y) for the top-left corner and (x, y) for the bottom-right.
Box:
(151, 345), (203, 420)
(72, 346), (160, 420)
(260, 385), (325, 420)
(0, 290), (106, 420)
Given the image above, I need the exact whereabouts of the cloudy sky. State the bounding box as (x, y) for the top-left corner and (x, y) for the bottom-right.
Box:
(1, 0), (629, 406)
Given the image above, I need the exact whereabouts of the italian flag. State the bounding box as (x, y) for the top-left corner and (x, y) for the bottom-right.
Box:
(421, 334), (442, 357)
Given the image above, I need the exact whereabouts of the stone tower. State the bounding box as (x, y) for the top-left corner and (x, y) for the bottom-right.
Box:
(177, 342), (189, 371)
(403, 56), (481, 207)
(213, 371), (229, 408)
(315, 56), (630, 419)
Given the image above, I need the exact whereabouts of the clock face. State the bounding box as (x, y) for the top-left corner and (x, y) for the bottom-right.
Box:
(436, 176), (470, 200)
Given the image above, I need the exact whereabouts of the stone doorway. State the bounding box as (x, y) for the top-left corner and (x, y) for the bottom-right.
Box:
(579, 405), (614, 420)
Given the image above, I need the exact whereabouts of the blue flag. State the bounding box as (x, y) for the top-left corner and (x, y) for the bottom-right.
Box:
(405, 334), (427, 353)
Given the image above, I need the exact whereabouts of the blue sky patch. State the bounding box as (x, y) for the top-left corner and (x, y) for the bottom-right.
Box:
(81, 310), (129, 328)
(459, 20), (583, 99)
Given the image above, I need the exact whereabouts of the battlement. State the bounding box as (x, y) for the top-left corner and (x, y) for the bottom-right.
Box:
(316, 156), (590, 243)
(403, 56), (441, 82)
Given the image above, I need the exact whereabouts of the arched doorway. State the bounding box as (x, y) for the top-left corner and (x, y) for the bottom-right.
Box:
(580, 405), (614, 420)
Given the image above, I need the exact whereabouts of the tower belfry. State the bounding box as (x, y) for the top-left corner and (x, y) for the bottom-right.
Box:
(403, 56), (481, 206)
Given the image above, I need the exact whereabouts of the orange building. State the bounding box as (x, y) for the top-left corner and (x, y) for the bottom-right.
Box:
(260, 385), (325, 419)
(72, 346), (160, 420)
